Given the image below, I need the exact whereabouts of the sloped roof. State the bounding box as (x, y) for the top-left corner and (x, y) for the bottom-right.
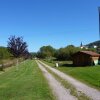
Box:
(81, 51), (100, 56)
(73, 51), (100, 57)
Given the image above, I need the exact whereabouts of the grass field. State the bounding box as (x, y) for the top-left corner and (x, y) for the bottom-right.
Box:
(0, 60), (55, 100)
(42, 60), (100, 90)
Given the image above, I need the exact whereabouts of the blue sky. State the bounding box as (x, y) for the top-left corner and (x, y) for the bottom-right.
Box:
(0, 0), (100, 52)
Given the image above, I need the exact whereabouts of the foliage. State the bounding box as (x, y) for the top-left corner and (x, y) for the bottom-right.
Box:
(37, 45), (56, 58)
(0, 46), (11, 59)
(81, 47), (96, 52)
(7, 36), (28, 58)
(36, 44), (99, 60)
(55, 45), (81, 60)
(22, 51), (32, 59)
(30, 52), (37, 58)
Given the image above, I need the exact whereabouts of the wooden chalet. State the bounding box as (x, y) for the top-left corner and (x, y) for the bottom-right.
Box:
(72, 51), (100, 66)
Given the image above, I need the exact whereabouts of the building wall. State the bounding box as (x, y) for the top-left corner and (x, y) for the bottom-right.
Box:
(72, 53), (92, 66)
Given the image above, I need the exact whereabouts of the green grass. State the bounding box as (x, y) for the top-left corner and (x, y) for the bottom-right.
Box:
(58, 66), (100, 90)
(0, 60), (55, 100)
(42, 60), (100, 90)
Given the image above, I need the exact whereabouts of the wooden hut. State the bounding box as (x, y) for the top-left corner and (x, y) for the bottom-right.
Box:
(72, 51), (100, 66)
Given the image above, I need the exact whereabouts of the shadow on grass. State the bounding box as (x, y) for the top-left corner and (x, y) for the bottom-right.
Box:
(60, 63), (75, 67)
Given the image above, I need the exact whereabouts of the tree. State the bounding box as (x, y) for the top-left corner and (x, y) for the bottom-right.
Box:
(55, 45), (81, 60)
(38, 45), (56, 58)
(7, 36), (28, 58)
(23, 51), (32, 59)
(30, 52), (37, 58)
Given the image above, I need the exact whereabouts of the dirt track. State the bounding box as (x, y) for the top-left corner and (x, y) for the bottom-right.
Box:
(38, 60), (100, 100)
(36, 60), (77, 100)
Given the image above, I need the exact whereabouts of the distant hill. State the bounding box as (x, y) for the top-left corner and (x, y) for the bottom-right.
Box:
(85, 40), (100, 48)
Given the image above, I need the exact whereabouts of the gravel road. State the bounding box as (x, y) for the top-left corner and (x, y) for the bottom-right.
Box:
(38, 60), (100, 100)
(36, 60), (77, 100)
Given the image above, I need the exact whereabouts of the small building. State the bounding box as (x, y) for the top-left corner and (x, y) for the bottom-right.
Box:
(72, 51), (100, 66)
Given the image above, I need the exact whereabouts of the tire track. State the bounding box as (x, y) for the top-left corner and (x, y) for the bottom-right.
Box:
(36, 60), (77, 100)
(38, 60), (100, 100)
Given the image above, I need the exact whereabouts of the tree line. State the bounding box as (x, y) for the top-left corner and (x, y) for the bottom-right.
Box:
(0, 35), (97, 61)
(32, 45), (96, 61)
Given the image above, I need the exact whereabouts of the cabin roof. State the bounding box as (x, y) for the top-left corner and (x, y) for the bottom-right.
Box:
(73, 51), (100, 57)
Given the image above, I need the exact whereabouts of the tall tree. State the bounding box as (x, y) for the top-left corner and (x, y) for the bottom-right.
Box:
(7, 36), (28, 58)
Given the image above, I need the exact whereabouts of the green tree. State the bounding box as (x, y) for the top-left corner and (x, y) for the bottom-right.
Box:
(55, 45), (81, 60)
(38, 45), (56, 58)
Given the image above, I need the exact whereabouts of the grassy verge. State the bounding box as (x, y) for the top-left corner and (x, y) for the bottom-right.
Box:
(42, 60), (100, 90)
(0, 58), (24, 69)
(0, 60), (55, 100)
(39, 61), (90, 100)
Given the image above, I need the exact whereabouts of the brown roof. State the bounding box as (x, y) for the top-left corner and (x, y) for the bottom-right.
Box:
(79, 51), (100, 57)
